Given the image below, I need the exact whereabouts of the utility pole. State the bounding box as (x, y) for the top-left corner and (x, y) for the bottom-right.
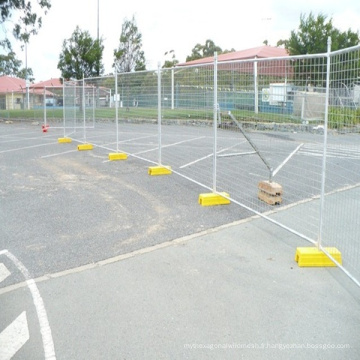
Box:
(97, 0), (99, 41)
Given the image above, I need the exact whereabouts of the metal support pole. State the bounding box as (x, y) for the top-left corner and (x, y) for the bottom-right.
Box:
(62, 79), (66, 137)
(157, 62), (162, 165)
(228, 112), (273, 182)
(115, 70), (119, 152)
(73, 83), (76, 131)
(318, 36), (332, 249)
(83, 77), (86, 141)
(43, 88), (46, 127)
(171, 68), (175, 110)
(92, 87), (95, 128)
(254, 60), (258, 114)
(213, 52), (218, 192)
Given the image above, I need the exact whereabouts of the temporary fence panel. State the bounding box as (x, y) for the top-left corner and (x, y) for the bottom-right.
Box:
(320, 45), (360, 283)
(61, 43), (360, 287)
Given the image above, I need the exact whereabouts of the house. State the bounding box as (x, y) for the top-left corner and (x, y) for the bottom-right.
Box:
(178, 45), (289, 66)
(0, 75), (26, 110)
(30, 78), (63, 107)
(0, 76), (66, 110)
(176, 45), (291, 77)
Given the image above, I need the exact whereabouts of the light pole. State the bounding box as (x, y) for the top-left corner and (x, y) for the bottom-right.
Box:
(97, 0), (99, 41)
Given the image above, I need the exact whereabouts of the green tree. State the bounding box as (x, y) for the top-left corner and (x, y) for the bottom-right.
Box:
(0, 0), (51, 50)
(186, 39), (223, 62)
(16, 67), (34, 82)
(285, 12), (359, 55)
(280, 13), (360, 86)
(113, 16), (146, 73)
(0, 51), (22, 75)
(57, 26), (104, 80)
(162, 50), (178, 68)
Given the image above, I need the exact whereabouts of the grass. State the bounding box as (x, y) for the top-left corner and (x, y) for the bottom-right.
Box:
(0, 106), (299, 124)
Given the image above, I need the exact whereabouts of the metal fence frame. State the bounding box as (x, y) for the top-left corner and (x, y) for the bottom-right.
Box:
(63, 39), (360, 287)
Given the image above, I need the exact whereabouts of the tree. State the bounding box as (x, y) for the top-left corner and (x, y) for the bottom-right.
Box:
(279, 13), (360, 86)
(0, 52), (22, 75)
(17, 67), (34, 82)
(0, 0), (51, 50)
(162, 50), (178, 68)
(57, 26), (104, 80)
(186, 39), (223, 62)
(284, 12), (359, 56)
(113, 16), (146, 73)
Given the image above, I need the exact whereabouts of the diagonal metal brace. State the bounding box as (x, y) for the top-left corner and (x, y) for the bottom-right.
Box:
(228, 111), (274, 182)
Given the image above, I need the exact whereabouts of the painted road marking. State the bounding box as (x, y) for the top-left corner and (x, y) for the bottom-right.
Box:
(0, 263), (10, 283)
(0, 142), (58, 155)
(0, 250), (56, 359)
(299, 143), (360, 159)
(0, 311), (29, 360)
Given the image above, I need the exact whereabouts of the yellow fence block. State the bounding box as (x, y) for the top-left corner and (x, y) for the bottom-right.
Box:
(295, 247), (342, 267)
(198, 192), (230, 206)
(148, 166), (172, 176)
(109, 153), (127, 161)
(77, 144), (93, 151)
(58, 137), (72, 143)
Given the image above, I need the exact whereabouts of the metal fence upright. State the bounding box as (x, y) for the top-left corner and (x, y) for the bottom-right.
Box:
(115, 70), (119, 152)
(43, 88), (46, 127)
(82, 76), (86, 142)
(212, 52), (218, 193)
(158, 62), (162, 165)
(318, 37), (332, 250)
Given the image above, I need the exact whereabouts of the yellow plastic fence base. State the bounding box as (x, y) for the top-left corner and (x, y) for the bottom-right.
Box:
(58, 137), (72, 143)
(109, 152), (127, 161)
(295, 247), (342, 267)
(148, 166), (172, 176)
(77, 144), (93, 151)
(198, 192), (230, 206)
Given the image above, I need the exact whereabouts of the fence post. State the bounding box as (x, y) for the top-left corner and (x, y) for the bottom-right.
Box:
(157, 62), (162, 165)
(318, 36), (332, 249)
(83, 76), (86, 141)
(254, 60), (258, 114)
(62, 79), (66, 137)
(171, 68), (175, 110)
(212, 52), (218, 192)
(43, 87), (46, 127)
(115, 70), (119, 152)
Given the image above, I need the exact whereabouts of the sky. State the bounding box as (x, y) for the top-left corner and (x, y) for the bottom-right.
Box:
(6, 0), (360, 82)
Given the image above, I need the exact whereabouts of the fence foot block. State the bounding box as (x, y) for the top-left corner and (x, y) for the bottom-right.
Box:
(258, 180), (283, 205)
(295, 247), (342, 267)
(109, 152), (127, 161)
(148, 166), (172, 176)
(58, 137), (72, 143)
(77, 144), (93, 151)
(198, 192), (230, 206)
(258, 180), (283, 195)
(258, 190), (282, 205)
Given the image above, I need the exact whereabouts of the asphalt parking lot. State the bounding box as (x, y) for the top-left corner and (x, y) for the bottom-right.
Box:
(1, 121), (360, 359)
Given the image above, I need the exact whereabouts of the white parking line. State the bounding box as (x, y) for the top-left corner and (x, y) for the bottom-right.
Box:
(0, 142), (58, 154)
(134, 136), (205, 155)
(0, 263), (10, 283)
(0, 250), (56, 360)
(0, 311), (29, 360)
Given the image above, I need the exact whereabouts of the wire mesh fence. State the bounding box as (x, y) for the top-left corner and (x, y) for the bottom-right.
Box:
(61, 41), (360, 287)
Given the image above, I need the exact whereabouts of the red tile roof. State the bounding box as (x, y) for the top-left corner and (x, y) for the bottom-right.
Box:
(30, 78), (62, 89)
(0, 75), (26, 93)
(177, 45), (289, 66)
